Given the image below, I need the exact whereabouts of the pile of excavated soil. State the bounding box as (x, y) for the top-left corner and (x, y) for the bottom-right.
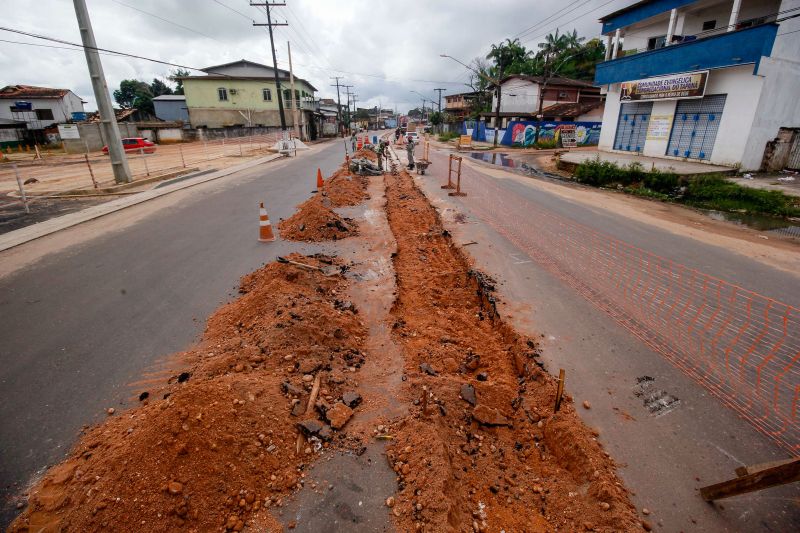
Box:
(382, 168), (644, 532)
(353, 148), (377, 162)
(278, 195), (357, 242)
(278, 163), (367, 242)
(321, 167), (370, 208)
(10, 254), (369, 533)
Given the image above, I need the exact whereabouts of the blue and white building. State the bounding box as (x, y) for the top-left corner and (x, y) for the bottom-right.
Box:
(594, 0), (800, 170)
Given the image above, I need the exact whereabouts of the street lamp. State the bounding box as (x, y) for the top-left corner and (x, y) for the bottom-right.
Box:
(441, 53), (502, 147)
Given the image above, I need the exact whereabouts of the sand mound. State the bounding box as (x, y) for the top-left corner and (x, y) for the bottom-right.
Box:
(278, 195), (357, 242)
(321, 167), (369, 207)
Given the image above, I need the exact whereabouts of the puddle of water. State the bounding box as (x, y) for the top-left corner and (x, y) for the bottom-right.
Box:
(703, 209), (800, 237)
(466, 151), (562, 179)
(468, 152), (519, 168)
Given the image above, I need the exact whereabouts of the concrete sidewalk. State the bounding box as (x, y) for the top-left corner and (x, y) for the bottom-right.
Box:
(559, 149), (734, 175)
(0, 153), (282, 253)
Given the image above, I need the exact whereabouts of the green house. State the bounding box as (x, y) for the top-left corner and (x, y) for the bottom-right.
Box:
(181, 60), (317, 136)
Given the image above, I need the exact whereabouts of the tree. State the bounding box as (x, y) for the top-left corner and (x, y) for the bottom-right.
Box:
(429, 111), (443, 127)
(113, 79), (154, 116)
(150, 78), (173, 97)
(354, 108), (370, 120)
(168, 68), (191, 95)
(407, 107), (424, 119)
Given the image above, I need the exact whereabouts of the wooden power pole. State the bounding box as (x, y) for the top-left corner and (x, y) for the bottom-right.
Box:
(252, 2), (288, 131)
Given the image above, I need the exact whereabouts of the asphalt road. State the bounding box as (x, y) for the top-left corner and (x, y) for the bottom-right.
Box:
(416, 147), (800, 533)
(0, 138), (349, 527)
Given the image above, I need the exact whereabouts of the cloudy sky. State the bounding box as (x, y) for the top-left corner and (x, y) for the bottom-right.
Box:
(0, 0), (631, 112)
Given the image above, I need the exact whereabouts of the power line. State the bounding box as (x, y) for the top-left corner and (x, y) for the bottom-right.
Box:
(522, 0), (618, 45)
(513, 0), (591, 40)
(110, 0), (224, 43)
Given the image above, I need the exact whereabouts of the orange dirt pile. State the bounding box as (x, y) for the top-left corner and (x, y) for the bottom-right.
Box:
(9, 254), (369, 533)
(321, 167), (370, 208)
(353, 148), (377, 162)
(278, 163), (367, 242)
(278, 195), (357, 242)
(382, 168), (643, 532)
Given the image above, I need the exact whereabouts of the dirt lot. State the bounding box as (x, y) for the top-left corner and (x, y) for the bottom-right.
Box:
(9, 147), (647, 532)
(0, 134), (280, 196)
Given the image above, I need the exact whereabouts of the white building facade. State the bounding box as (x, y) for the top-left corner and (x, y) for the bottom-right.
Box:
(0, 85), (86, 130)
(594, 0), (800, 170)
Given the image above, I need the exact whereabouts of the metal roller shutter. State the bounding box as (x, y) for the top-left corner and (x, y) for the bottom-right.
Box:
(613, 102), (652, 153)
(666, 95), (727, 161)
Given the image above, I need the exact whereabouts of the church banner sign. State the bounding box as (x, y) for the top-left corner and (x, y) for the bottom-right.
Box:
(620, 71), (708, 101)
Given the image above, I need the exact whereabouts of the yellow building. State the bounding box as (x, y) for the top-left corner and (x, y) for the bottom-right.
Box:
(181, 60), (317, 137)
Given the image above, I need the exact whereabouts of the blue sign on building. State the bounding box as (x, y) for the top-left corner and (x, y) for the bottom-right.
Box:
(14, 101), (32, 110)
(71, 112), (88, 122)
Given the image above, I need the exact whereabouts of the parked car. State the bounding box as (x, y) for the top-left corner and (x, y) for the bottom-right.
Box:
(406, 132), (420, 143)
(102, 137), (156, 154)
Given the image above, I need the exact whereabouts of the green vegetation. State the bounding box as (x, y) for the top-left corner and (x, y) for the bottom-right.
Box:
(684, 175), (800, 217)
(534, 139), (558, 149)
(574, 158), (800, 218)
(438, 131), (460, 142)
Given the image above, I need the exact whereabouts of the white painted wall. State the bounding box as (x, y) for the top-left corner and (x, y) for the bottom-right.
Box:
(598, 84), (622, 151)
(642, 100), (678, 157)
(494, 79), (539, 113)
(0, 91), (85, 129)
(742, 0), (800, 169)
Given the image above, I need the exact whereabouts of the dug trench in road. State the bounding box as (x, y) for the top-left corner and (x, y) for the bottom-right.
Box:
(8, 145), (645, 532)
(0, 138), (352, 528)
(413, 146), (800, 532)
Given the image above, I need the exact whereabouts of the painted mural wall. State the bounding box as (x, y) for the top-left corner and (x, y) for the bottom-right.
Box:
(502, 121), (602, 147)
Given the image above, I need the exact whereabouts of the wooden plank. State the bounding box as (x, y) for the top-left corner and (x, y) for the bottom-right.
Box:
(735, 457), (798, 477)
(554, 368), (566, 412)
(700, 457), (800, 501)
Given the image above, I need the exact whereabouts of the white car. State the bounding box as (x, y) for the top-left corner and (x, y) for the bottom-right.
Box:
(406, 132), (420, 143)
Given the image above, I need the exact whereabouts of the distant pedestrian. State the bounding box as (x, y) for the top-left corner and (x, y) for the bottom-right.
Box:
(350, 133), (356, 152)
(406, 138), (415, 170)
(377, 140), (387, 170)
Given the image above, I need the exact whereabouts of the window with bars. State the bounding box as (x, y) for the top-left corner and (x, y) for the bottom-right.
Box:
(218, 88), (228, 101)
(613, 101), (652, 153)
(262, 88), (272, 101)
(666, 94), (727, 161)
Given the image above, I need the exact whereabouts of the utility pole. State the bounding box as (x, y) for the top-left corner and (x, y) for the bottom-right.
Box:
(351, 94), (358, 130)
(433, 88), (446, 111)
(286, 41), (301, 140)
(72, 0), (131, 184)
(342, 85), (353, 135)
(330, 76), (344, 137)
(252, 2), (288, 131)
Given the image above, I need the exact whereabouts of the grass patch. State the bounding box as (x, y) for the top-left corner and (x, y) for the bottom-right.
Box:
(438, 131), (460, 142)
(574, 157), (800, 218)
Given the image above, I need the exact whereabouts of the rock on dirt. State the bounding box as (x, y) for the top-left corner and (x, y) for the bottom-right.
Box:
(325, 401), (354, 430)
(460, 383), (477, 406)
(342, 391), (362, 408)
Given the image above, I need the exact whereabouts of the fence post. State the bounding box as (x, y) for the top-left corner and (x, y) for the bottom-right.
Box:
(140, 147), (149, 176)
(239, 135), (243, 157)
(13, 164), (30, 214)
(84, 154), (99, 188)
(179, 143), (186, 168)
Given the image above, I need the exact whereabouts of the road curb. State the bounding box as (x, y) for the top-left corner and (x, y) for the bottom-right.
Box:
(0, 153), (284, 253)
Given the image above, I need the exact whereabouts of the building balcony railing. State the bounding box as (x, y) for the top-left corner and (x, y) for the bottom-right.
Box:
(285, 99), (316, 111)
(595, 22), (778, 85)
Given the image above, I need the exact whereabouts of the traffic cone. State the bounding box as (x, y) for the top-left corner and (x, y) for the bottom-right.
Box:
(258, 202), (275, 242)
(316, 168), (324, 189)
